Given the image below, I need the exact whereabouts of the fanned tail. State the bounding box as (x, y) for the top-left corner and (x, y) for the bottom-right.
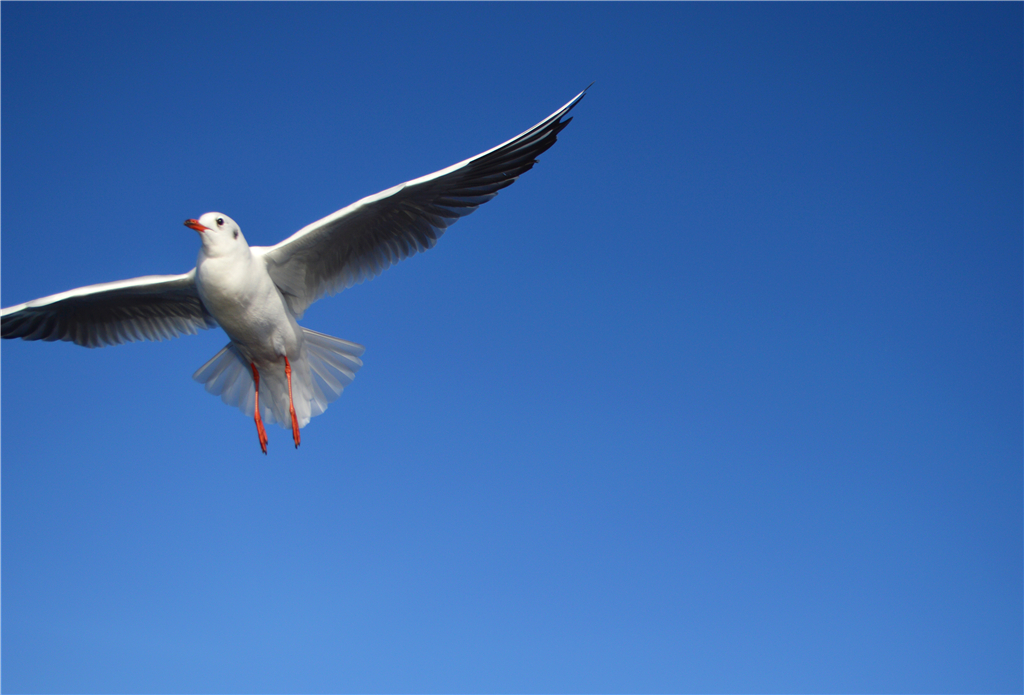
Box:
(301, 329), (365, 419)
(192, 343), (257, 417)
(192, 329), (364, 428)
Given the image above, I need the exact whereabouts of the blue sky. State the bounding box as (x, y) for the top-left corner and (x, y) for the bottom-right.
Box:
(2, 3), (1021, 693)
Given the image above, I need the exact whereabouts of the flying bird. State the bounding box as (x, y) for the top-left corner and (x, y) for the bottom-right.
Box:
(1, 88), (587, 453)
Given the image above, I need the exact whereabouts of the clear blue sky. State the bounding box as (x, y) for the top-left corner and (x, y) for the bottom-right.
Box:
(2, 3), (1021, 693)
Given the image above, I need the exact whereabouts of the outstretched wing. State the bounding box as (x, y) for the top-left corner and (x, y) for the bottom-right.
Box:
(1, 270), (217, 348)
(257, 87), (588, 318)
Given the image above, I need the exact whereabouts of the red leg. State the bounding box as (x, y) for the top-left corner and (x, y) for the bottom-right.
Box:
(284, 356), (301, 448)
(251, 362), (268, 454)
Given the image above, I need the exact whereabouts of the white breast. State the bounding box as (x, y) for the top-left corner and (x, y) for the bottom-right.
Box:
(196, 249), (301, 361)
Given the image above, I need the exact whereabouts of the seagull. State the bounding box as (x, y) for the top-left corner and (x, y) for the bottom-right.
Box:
(1, 88), (586, 453)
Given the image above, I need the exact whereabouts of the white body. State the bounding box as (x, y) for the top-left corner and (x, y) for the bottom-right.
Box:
(192, 213), (338, 429)
(198, 233), (302, 361)
(196, 216), (306, 424)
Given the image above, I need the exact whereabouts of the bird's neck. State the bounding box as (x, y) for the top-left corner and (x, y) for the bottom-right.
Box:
(199, 239), (251, 261)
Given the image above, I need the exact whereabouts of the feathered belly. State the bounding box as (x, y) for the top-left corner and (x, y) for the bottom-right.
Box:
(197, 265), (302, 361)
(219, 305), (300, 361)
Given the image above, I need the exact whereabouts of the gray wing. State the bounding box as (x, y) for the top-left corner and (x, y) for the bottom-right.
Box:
(257, 87), (588, 318)
(1, 269), (217, 348)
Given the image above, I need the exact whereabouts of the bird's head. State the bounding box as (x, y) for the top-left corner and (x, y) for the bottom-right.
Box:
(184, 213), (247, 256)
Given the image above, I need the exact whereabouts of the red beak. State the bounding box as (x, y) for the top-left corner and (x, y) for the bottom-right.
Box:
(184, 219), (209, 233)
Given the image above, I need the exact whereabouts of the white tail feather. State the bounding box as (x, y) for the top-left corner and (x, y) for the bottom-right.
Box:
(193, 329), (364, 428)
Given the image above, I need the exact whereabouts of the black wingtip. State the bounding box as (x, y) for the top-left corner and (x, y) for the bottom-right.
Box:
(553, 85), (591, 126)
(569, 83), (592, 109)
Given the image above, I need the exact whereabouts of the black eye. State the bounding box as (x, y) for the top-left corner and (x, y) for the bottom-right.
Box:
(216, 217), (224, 226)
(233, 231), (238, 239)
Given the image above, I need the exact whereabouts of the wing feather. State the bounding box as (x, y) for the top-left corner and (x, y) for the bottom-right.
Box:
(1, 270), (217, 348)
(258, 87), (588, 317)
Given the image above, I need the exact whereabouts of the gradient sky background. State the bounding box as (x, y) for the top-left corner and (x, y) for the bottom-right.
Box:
(2, 3), (1021, 693)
